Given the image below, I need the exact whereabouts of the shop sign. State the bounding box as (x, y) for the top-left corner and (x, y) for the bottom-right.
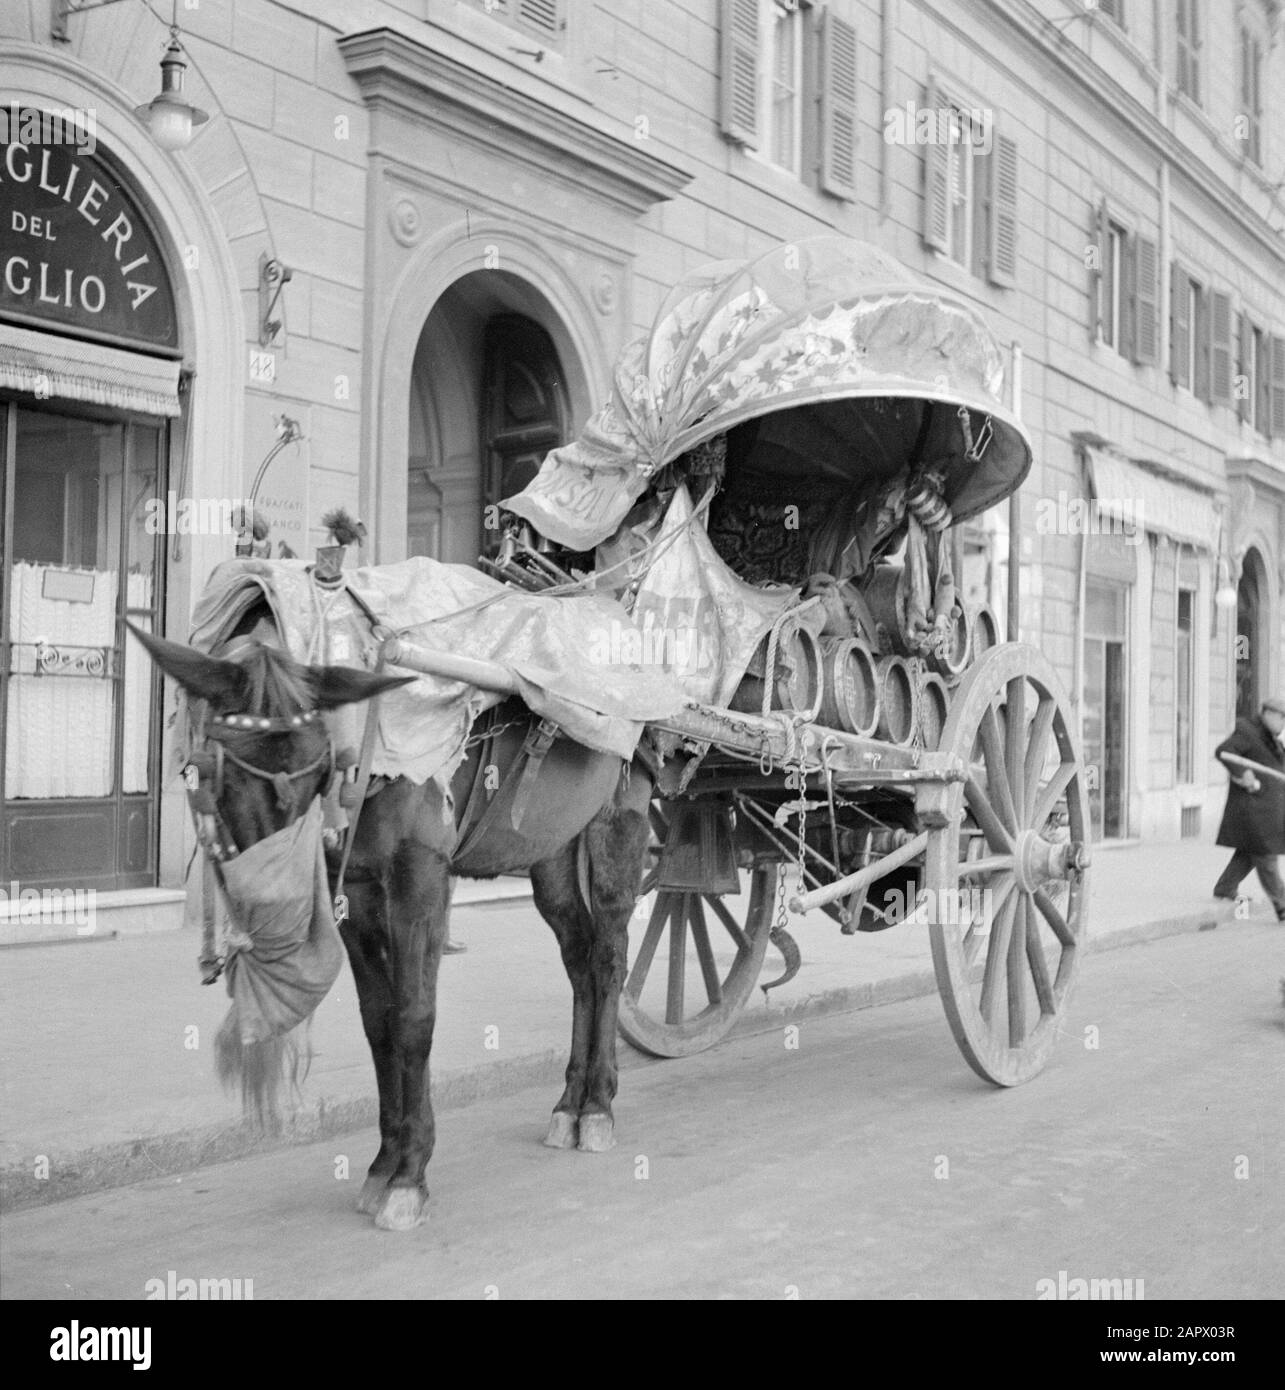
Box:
(0, 111), (178, 352)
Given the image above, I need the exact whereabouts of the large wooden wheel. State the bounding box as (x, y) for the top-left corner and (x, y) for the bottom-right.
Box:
(921, 644), (1090, 1086)
(616, 801), (775, 1058)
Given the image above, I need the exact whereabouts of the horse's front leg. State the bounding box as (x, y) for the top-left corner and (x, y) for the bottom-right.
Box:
(372, 842), (451, 1232)
(531, 843), (594, 1150)
(337, 881), (401, 1215)
(578, 798), (649, 1152)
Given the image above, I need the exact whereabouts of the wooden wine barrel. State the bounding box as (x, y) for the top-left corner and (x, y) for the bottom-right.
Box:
(874, 654), (918, 746)
(730, 624), (823, 717)
(817, 636), (880, 737)
(970, 603), (1000, 660)
(862, 565), (910, 654)
(918, 670), (950, 750)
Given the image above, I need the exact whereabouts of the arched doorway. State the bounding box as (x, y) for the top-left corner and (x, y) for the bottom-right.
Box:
(1236, 548), (1267, 720)
(407, 274), (571, 566)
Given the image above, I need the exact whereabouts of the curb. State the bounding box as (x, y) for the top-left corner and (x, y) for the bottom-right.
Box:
(0, 907), (1223, 1213)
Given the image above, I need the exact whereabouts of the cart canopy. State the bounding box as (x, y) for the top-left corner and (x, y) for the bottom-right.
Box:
(504, 237), (1032, 551)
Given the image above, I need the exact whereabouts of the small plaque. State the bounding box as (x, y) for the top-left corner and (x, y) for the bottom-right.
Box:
(41, 568), (95, 604)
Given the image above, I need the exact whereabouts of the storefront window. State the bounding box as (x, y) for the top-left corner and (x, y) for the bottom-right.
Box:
(1, 403), (166, 886)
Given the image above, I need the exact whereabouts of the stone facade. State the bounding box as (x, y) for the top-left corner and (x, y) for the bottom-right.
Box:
(1, 0), (1283, 893)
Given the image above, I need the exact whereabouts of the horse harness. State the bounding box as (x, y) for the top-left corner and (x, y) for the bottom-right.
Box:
(183, 706), (350, 983)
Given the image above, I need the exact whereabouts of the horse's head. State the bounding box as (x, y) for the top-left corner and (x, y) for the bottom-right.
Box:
(128, 623), (411, 855)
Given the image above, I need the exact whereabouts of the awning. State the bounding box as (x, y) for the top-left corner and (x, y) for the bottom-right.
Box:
(0, 321), (181, 418)
(1085, 448), (1219, 551)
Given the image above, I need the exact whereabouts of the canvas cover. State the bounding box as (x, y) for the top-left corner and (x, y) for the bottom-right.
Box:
(188, 555), (686, 784)
(503, 236), (1032, 551)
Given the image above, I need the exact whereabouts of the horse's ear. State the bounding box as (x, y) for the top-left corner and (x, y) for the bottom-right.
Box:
(308, 664), (415, 711)
(126, 622), (249, 707)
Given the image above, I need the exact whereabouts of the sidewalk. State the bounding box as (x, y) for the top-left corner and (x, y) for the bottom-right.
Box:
(0, 840), (1254, 1210)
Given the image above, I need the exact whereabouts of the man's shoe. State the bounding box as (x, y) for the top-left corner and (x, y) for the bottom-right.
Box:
(443, 939), (468, 954)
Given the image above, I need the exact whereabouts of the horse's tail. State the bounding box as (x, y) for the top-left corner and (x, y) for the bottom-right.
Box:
(214, 1005), (312, 1131)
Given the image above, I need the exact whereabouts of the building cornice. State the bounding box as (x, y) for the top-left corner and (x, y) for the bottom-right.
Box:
(964, 0), (1284, 263)
(338, 28), (692, 218)
(1226, 453), (1285, 497)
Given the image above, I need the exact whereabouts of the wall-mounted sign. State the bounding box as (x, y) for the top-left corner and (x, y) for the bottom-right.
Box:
(0, 111), (178, 353)
(41, 568), (96, 604)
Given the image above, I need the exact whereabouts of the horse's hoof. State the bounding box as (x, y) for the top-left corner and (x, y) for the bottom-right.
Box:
(373, 1184), (428, 1232)
(577, 1113), (615, 1153)
(544, 1111), (579, 1149)
(356, 1173), (389, 1215)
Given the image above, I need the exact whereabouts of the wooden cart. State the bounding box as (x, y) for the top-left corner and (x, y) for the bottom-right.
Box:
(391, 238), (1091, 1088)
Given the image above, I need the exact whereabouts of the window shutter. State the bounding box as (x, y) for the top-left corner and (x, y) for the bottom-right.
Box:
(1193, 288), (1211, 402)
(1176, 0), (1191, 95)
(818, 8), (858, 200)
(1090, 201), (1107, 339)
(1210, 291), (1233, 404)
(720, 0), (760, 149)
(1271, 335), (1285, 438)
(516, 0), (563, 40)
(1237, 313), (1252, 422)
(1132, 234), (1158, 364)
(922, 77), (949, 251)
(987, 133), (1018, 287)
(1116, 228), (1133, 358)
(1170, 262), (1190, 387)
(1191, 0), (1201, 104)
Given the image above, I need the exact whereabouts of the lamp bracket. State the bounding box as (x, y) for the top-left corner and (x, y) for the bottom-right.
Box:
(258, 256), (293, 348)
(51, 0), (133, 42)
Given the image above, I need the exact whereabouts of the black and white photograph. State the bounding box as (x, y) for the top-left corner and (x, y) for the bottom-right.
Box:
(0, 0), (1281, 1334)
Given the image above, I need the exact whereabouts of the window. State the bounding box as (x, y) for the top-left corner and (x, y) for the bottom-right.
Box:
(719, 0), (858, 199)
(766, 2), (803, 174)
(922, 80), (1019, 287)
(1176, 0), (1201, 104)
(1169, 263), (1210, 397)
(471, 0), (567, 51)
(1090, 205), (1157, 364)
(943, 108), (978, 272)
(1101, 221), (1125, 351)
(1240, 28), (1263, 166)
(1175, 586), (1194, 784)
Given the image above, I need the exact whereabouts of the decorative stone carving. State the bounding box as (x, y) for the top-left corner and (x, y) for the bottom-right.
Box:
(389, 196), (423, 247)
(591, 270), (617, 316)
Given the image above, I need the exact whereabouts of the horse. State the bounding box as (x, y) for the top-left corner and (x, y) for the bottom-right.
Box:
(130, 619), (653, 1232)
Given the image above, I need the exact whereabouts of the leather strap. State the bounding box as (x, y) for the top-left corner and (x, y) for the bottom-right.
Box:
(332, 657), (386, 924)
(510, 718), (559, 830)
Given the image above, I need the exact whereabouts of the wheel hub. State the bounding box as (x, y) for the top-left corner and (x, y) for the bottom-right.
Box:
(1013, 830), (1086, 892)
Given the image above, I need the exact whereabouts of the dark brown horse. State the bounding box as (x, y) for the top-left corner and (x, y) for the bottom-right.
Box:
(131, 621), (652, 1231)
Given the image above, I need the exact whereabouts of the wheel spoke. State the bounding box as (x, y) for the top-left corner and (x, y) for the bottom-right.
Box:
(666, 896), (688, 1024)
(963, 871), (1017, 968)
(979, 705), (1017, 832)
(1005, 676), (1027, 826)
(1006, 893), (1028, 1046)
(626, 894), (669, 1000)
(965, 777), (1015, 854)
(1033, 887), (1076, 948)
(1031, 761), (1077, 831)
(1025, 900), (1056, 1015)
(689, 897), (722, 1006)
(957, 853), (1015, 878)
(979, 891), (1018, 1023)
(1023, 695), (1057, 817)
(707, 892), (752, 954)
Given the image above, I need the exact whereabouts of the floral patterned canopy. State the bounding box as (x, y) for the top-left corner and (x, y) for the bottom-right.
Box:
(504, 236), (1032, 551)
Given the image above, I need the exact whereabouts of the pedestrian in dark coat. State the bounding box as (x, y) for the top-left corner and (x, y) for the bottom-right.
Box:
(1213, 696), (1285, 920)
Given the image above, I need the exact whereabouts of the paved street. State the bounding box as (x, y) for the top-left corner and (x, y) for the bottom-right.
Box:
(3, 921), (1281, 1300)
